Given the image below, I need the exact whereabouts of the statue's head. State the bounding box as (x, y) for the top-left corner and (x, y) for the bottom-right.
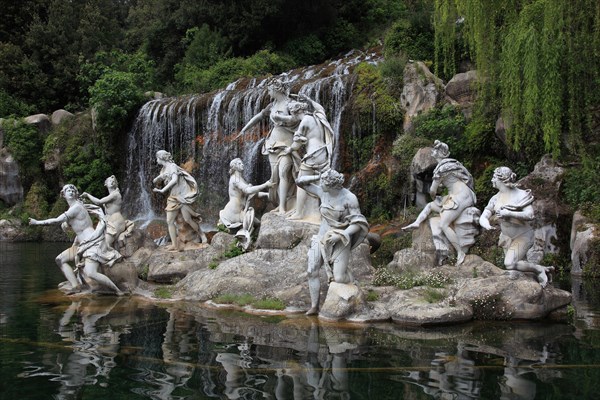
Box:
(156, 150), (174, 163)
(432, 140), (450, 159)
(60, 184), (79, 199)
(288, 100), (309, 115)
(229, 158), (244, 174)
(493, 166), (518, 187)
(268, 78), (290, 96)
(320, 169), (345, 190)
(104, 175), (118, 188)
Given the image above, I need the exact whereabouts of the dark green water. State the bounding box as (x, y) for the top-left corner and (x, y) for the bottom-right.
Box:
(2, 242), (600, 399)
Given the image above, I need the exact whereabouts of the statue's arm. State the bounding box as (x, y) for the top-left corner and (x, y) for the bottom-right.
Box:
(241, 180), (273, 196)
(498, 204), (534, 221)
(29, 212), (68, 226)
(429, 178), (441, 199)
(296, 174), (322, 197)
(154, 172), (177, 194)
(82, 191), (116, 205)
(479, 196), (497, 230)
(237, 105), (270, 138)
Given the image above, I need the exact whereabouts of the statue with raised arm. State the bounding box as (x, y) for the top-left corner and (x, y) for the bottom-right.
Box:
(152, 150), (208, 251)
(403, 140), (479, 265)
(81, 175), (134, 251)
(238, 78), (300, 215)
(479, 167), (554, 287)
(296, 169), (369, 315)
(285, 97), (335, 222)
(29, 184), (124, 295)
(219, 158), (273, 250)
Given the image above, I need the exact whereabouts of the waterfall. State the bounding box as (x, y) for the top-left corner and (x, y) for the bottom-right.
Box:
(123, 50), (381, 224)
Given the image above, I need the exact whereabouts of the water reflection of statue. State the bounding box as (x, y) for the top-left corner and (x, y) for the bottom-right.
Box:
(81, 175), (134, 251)
(29, 184), (123, 295)
(55, 297), (124, 399)
(239, 78), (300, 215)
(296, 169), (369, 315)
(285, 97), (335, 222)
(219, 158), (273, 250)
(479, 167), (554, 287)
(152, 150), (208, 251)
(403, 140), (479, 265)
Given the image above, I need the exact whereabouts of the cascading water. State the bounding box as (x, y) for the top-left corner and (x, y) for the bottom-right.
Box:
(122, 50), (381, 225)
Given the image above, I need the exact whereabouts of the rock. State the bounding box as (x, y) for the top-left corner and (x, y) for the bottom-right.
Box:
(43, 147), (61, 171)
(445, 70), (478, 118)
(50, 109), (74, 125)
(146, 245), (219, 283)
(570, 211), (600, 276)
(519, 155), (570, 262)
(400, 62), (444, 133)
(24, 113), (51, 133)
(409, 146), (436, 208)
(0, 148), (23, 205)
(455, 273), (572, 320)
(208, 231), (236, 252)
(319, 282), (366, 321)
(102, 260), (140, 292)
(0, 219), (22, 240)
(255, 212), (319, 249)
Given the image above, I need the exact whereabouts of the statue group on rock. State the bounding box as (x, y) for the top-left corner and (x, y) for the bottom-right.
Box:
(29, 78), (556, 310)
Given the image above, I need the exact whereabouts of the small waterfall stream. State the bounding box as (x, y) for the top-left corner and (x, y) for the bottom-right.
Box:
(122, 50), (381, 224)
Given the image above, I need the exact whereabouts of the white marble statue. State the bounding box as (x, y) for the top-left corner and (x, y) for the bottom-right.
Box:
(284, 96), (335, 222)
(403, 140), (479, 265)
(219, 158), (273, 250)
(238, 78), (300, 215)
(296, 169), (369, 315)
(479, 167), (554, 287)
(152, 150), (208, 251)
(29, 184), (124, 295)
(81, 175), (134, 251)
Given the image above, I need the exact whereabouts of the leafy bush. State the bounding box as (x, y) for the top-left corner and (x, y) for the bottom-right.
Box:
(176, 50), (294, 94)
(562, 153), (600, 219)
(282, 34), (326, 66)
(373, 268), (451, 289)
(1, 119), (43, 189)
(413, 105), (467, 160)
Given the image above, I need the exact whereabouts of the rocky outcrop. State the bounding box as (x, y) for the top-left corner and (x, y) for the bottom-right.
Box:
(50, 109), (74, 125)
(519, 155), (570, 262)
(400, 61), (444, 133)
(445, 70), (478, 118)
(409, 146), (436, 208)
(570, 211), (600, 276)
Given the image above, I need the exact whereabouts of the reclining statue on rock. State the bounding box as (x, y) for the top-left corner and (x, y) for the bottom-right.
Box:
(152, 150), (208, 251)
(296, 169), (369, 315)
(81, 175), (134, 251)
(479, 166), (554, 287)
(403, 140), (480, 265)
(29, 184), (124, 295)
(219, 158), (273, 250)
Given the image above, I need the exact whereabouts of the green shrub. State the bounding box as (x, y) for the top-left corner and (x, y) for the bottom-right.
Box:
(1, 119), (43, 189)
(252, 297), (286, 310)
(374, 268), (451, 289)
(154, 287), (173, 299)
(214, 293), (255, 306)
(371, 234), (412, 268)
(423, 287), (446, 303)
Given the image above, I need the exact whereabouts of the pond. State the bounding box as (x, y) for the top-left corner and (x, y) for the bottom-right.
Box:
(1, 242), (600, 399)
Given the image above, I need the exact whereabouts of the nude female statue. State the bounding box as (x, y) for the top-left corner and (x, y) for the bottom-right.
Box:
(284, 97), (334, 221)
(403, 140), (477, 265)
(219, 158), (273, 249)
(479, 167), (554, 287)
(152, 150), (208, 251)
(81, 175), (133, 250)
(238, 78), (300, 214)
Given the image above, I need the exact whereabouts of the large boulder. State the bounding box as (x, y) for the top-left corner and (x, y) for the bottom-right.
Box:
(24, 113), (51, 133)
(445, 70), (478, 118)
(400, 61), (444, 133)
(519, 155), (570, 262)
(51, 109), (74, 125)
(409, 146), (436, 208)
(570, 211), (600, 276)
